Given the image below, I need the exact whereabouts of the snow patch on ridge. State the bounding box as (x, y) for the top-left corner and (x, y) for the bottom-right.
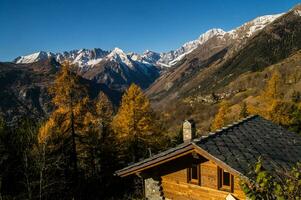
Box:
(15, 51), (52, 64)
(294, 9), (301, 16)
(236, 14), (284, 38)
(87, 58), (103, 66)
(198, 28), (226, 44)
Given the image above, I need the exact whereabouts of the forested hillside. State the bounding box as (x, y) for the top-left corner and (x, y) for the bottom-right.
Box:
(0, 62), (170, 199)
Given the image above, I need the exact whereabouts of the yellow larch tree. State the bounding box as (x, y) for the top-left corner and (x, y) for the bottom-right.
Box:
(38, 62), (89, 185)
(239, 102), (249, 118)
(263, 69), (295, 125)
(80, 91), (116, 177)
(80, 91), (113, 137)
(211, 101), (229, 131)
(111, 83), (155, 162)
(95, 92), (114, 131)
(264, 70), (281, 100)
(268, 100), (296, 126)
(249, 69), (301, 128)
(248, 69), (283, 119)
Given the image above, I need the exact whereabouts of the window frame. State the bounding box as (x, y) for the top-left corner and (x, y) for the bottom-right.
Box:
(218, 167), (233, 192)
(187, 163), (200, 185)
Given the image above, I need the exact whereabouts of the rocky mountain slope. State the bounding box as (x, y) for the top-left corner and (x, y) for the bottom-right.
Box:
(146, 7), (301, 107)
(145, 5), (301, 134)
(0, 60), (56, 120)
(14, 47), (161, 90)
(156, 13), (283, 67)
(78, 48), (160, 91)
(0, 58), (122, 121)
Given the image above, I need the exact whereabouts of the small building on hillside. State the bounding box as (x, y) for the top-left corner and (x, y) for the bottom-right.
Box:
(116, 115), (301, 200)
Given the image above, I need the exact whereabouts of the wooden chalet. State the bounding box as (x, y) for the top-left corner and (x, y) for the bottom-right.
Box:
(116, 115), (301, 200)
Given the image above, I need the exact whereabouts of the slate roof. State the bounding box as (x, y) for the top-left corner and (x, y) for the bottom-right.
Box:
(193, 115), (301, 176)
(116, 115), (301, 178)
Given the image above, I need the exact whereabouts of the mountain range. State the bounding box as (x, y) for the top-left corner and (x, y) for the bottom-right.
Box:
(1, 4), (301, 125)
(14, 12), (283, 68)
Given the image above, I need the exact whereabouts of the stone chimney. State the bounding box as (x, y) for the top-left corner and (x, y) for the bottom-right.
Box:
(183, 119), (196, 142)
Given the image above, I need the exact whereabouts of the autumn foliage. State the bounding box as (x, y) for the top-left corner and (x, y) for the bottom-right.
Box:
(264, 70), (281, 100)
(38, 62), (89, 144)
(36, 62), (119, 199)
(112, 84), (158, 162)
(211, 101), (229, 131)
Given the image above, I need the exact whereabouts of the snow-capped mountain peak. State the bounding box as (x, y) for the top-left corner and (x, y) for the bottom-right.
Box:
(14, 48), (109, 67)
(15, 51), (53, 64)
(198, 28), (226, 43)
(157, 28), (227, 67)
(111, 47), (124, 54)
(142, 50), (161, 63)
(63, 48), (109, 67)
(292, 4), (301, 16)
(107, 47), (133, 67)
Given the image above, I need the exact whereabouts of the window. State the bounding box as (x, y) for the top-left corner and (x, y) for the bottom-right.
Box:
(218, 168), (233, 192)
(223, 171), (230, 186)
(191, 164), (198, 180)
(188, 163), (200, 185)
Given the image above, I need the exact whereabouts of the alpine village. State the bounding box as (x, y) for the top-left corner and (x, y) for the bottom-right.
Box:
(1, 2), (301, 200)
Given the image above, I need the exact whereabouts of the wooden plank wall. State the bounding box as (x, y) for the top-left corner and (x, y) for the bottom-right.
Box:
(160, 160), (246, 200)
(201, 160), (218, 189)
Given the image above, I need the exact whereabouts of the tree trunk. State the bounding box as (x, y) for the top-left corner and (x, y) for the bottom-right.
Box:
(71, 109), (78, 183)
(39, 144), (46, 200)
(69, 93), (78, 199)
(24, 152), (32, 200)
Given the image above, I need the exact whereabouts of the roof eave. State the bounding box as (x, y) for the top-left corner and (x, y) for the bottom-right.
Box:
(115, 142), (195, 177)
(115, 142), (247, 180)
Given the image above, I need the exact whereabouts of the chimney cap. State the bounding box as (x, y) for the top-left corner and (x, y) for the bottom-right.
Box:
(184, 119), (195, 123)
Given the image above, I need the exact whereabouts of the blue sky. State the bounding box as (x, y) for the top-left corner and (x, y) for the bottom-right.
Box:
(0, 0), (300, 61)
